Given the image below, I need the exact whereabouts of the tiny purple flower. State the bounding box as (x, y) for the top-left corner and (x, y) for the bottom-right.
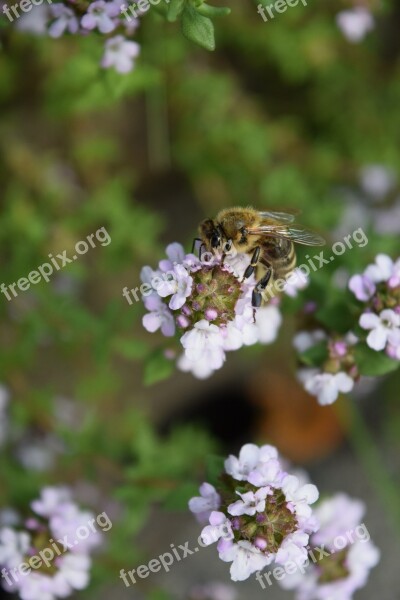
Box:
(101, 35), (140, 74)
(142, 294), (175, 337)
(300, 369), (354, 405)
(360, 308), (400, 352)
(348, 274), (376, 301)
(228, 487), (271, 517)
(157, 264), (193, 310)
(48, 4), (79, 38)
(81, 0), (119, 34)
(188, 483), (221, 524)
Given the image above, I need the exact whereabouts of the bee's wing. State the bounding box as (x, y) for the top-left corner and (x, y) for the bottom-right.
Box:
(258, 210), (299, 224)
(248, 224), (326, 246)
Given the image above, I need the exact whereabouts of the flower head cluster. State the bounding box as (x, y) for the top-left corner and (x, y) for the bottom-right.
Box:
(141, 243), (283, 378)
(349, 254), (400, 359)
(189, 444), (319, 581)
(280, 494), (380, 600)
(296, 331), (358, 405)
(0, 487), (102, 600)
(14, 0), (140, 74)
(295, 254), (400, 404)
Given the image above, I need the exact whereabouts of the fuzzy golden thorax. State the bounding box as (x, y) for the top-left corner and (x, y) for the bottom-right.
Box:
(199, 206), (264, 254)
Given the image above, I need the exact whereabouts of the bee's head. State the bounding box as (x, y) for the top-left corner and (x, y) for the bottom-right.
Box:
(199, 219), (224, 251)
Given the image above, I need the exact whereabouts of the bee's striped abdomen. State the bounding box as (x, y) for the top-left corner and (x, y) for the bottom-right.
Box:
(273, 241), (297, 280)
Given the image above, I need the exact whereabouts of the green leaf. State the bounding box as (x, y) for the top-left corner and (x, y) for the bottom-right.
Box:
(196, 3), (231, 17)
(143, 349), (174, 385)
(181, 4), (215, 51)
(316, 301), (356, 333)
(206, 454), (224, 486)
(299, 341), (329, 367)
(167, 0), (185, 21)
(354, 345), (400, 377)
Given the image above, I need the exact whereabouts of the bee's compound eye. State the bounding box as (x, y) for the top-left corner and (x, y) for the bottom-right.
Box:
(211, 234), (220, 248)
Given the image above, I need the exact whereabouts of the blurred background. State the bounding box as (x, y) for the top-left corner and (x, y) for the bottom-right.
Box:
(1, 0), (400, 598)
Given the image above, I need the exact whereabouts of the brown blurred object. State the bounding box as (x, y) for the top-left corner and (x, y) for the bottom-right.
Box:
(249, 369), (345, 463)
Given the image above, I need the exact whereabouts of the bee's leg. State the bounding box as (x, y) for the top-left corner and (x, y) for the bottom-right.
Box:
(191, 237), (203, 255)
(251, 268), (272, 322)
(242, 246), (261, 282)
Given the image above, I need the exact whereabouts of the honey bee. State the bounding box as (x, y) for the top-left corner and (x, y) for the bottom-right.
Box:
(195, 206), (325, 309)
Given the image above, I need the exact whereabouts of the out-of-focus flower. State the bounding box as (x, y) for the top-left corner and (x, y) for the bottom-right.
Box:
(16, 4), (50, 34)
(279, 494), (380, 600)
(295, 331), (358, 405)
(31, 486), (72, 517)
(283, 269), (310, 297)
(12, 0), (142, 75)
(81, 0), (119, 34)
(0, 487), (101, 600)
(0, 509), (19, 529)
(349, 274), (376, 302)
(254, 304), (282, 344)
(48, 4), (79, 38)
(373, 200), (400, 234)
(364, 254), (399, 285)
(360, 164), (397, 200)
(141, 243), (284, 379)
(300, 370), (354, 405)
(189, 444), (319, 581)
(336, 7), (374, 43)
(0, 528), (30, 567)
(101, 35), (140, 73)
(16, 435), (64, 472)
(189, 582), (238, 600)
(293, 330), (326, 353)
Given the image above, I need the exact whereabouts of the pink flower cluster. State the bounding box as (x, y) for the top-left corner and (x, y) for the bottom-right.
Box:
(296, 331), (358, 405)
(15, 0), (140, 74)
(141, 243), (283, 378)
(189, 444), (319, 581)
(0, 487), (101, 600)
(296, 254), (400, 405)
(280, 494), (380, 599)
(349, 254), (400, 359)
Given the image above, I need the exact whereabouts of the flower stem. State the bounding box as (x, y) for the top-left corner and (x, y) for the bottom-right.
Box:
(335, 396), (400, 534)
